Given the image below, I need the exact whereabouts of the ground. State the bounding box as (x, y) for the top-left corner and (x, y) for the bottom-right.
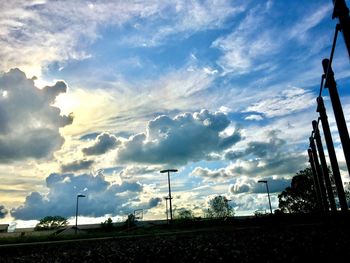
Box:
(1, 214), (350, 262)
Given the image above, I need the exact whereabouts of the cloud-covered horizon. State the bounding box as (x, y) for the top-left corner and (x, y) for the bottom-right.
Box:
(11, 172), (160, 220)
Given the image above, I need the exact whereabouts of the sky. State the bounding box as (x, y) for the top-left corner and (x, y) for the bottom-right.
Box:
(1, 0), (350, 229)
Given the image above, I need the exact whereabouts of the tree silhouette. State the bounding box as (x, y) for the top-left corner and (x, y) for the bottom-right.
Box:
(176, 208), (194, 220)
(278, 168), (317, 213)
(101, 217), (114, 231)
(206, 195), (234, 218)
(34, 215), (68, 231)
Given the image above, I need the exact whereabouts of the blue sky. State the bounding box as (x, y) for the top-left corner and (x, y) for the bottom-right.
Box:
(1, 0), (350, 229)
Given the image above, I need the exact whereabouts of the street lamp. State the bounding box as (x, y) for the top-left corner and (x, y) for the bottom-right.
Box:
(258, 180), (273, 214)
(75, 194), (85, 234)
(160, 169), (178, 223)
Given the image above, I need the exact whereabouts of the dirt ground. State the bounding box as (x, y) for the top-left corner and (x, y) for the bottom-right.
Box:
(1, 220), (350, 262)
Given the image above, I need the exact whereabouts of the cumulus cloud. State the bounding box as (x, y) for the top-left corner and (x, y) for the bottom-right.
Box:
(11, 172), (144, 220)
(60, 160), (94, 173)
(83, 132), (120, 156)
(229, 177), (290, 194)
(116, 110), (241, 165)
(192, 130), (306, 181)
(229, 192), (279, 212)
(0, 68), (73, 162)
(0, 205), (8, 219)
(190, 167), (232, 182)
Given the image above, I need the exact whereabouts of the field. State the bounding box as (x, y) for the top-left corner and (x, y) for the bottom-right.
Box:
(1, 214), (350, 262)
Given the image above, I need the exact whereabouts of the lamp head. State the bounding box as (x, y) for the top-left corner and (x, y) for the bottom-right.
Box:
(258, 180), (267, 183)
(160, 169), (178, 173)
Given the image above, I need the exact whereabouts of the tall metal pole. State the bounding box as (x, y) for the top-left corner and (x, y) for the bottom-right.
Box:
(160, 169), (178, 223)
(322, 59), (350, 175)
(265, 182), (273, 214)
(312, 120), (337, 212)
(317, 96), (348, 211)
(75, 194), (85, 234)
(75, 196), (79, 235)
(167, 171), (173, 222)
(332, 0), (350, 58)
(258, 180), (272, 214)
(165, 197), (169, 223)
(310, 137), (330, 212)
(308, 149), (323, 211)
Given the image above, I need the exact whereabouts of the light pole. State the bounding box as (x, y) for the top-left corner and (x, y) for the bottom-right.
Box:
(164, 196), (170, 223)
(160, 169), (178, 223)
(258, 180), (272, 214)
(75, 194), (85, 234)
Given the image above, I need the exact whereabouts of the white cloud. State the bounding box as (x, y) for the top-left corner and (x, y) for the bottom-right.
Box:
(120, 0), (245, 47)
(0, 0), (244, 76)
(229, 192), (279, 212)
(244, 87), (315, 118)
(245, 114), (263, 121)
(289, 4), (332, 42)
(11, 171), (151, 220)
(212, 2), (279, 75)
(0, 68), (73, 162)
(229, 176), (290, 194)
(116, 110), (241, 165)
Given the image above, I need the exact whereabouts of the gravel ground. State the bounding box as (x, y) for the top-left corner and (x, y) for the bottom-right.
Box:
(1, 222), (350, 262)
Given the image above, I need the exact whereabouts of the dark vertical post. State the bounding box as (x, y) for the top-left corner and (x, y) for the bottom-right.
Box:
(317, 96), (348, 211)
(265, 183), (273, 214)
(312, 120), (337, 212)
(160, 169), (178, 223)
(75, 195), (79, 235)
(310, 137), (330, 212)
(322, 59), (350, 175)
(165, 197), (169, 223)
(167, 171), (173, 222)
(332, 0), (350, 58)
(308, 149), (323, 211)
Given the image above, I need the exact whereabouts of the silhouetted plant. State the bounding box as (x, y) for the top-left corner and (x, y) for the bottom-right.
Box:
(34, 215), (68, 231)
(205, 195), (234, 218)
(125, 213), (136, 228)
(101, 217), (114, 231)
(278, 168), (317, 213)
(175, 208), (194, 220)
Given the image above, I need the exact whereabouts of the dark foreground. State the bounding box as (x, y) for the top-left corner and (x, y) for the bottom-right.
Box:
(1, 215), (350, 262)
